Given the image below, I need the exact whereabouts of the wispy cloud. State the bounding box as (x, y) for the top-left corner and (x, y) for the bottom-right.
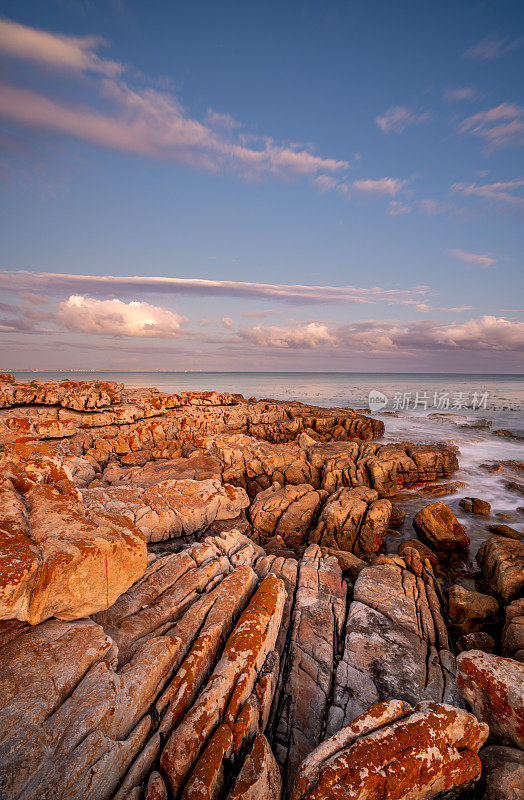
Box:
(444, 87), (477, 101)
(0, 17), (123, 75)
(0, 270), (430, 306)
(0, 18), (348, 182)
(459, 103), (524, 150)
(353, 177), (407, 197)
(57, 295), (187, 336)
(451, 179), (524, 207)
(387, 200), (411, 216)
(464, 36), (523, 61)
(375, 106), (429, 133)
(447, 249), (496, 268)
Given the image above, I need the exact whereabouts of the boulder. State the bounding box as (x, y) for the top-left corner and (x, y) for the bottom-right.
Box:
(457, 650), (524, 749)
(291, 699), (488, 800)
(447, 584), (499, 635)
(460, 497), (492, 515)
(502, 599), (524, 660)
(457, 632), (495, 654)
(413, 501), (470, 550)
(389, 503), (406, 528)
(0, 457), (146, 624)
(477, 535), (524, 603)
(309, 486), (391, 556)
(227, 734), (282, 800)
(479, 746), (524, 800)
(249, 484), (326, 549)
(397, 538), (438, 566)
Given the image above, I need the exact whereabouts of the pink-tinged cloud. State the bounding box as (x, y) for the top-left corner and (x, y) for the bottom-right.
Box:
(0, 18), (348, 180)
(444, 87), (477, 101)
(387, 201), (411, 216)
(0, 270), (430, 306)
(448, 249), (496, 268)
(57, 295), (187, 337)
(464, 36), (523, 61)
(450, 179), (524, 206)
(353, 177), (407, 197)
(375, 106), (429, 133)
(238, 316), (524, 353)
(0, 17), (122, 75)
(459, 103), (524, 150)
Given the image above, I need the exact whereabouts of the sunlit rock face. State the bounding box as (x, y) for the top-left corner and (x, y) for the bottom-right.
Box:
(4, 378), (519, 800)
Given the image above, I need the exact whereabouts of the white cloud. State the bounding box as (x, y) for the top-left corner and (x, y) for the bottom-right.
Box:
(0, 17), (123, 75)
(204, 109), (242, 130)
(353, 177), (407, 197)
(451, 179), (524, 206)
(464, 36), (523, 61)
(387, 201), (411, 216)
(221, 316), (234, 329)
(0, 270), (430, 307)
(444, 87), (477, 101)
(459, 103), (524, 150)
(375, 106), (429, 133)
(238, 316), (524, 353)
(57, 295), (187, 337)
(448, 249), (496, 268)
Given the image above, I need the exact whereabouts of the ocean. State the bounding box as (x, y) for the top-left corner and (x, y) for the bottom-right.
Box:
(12, 371), (524, 555)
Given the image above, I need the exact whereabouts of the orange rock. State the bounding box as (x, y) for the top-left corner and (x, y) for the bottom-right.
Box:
(227, 734), (282, 800)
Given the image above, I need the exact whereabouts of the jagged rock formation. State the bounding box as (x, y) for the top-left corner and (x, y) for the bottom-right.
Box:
(1, 379), (521, 800)
(477, 534), (524, 603)
(291, 700), (488, 800)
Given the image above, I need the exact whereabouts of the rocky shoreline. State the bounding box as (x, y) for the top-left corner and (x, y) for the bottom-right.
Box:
(0, 376), (522, 800)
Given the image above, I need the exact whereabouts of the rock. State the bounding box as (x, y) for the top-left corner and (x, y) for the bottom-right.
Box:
(457, 650), (524, 749)
(389, 503), (405, 528)
(291, 699), (488, 800)
(457, 632), (495, 654)
(83, 478), (249, 543)
(447, 584), (499, 635)
(309, 487), (391, 556)
(477, 535), (524, 603)
(419, 480), (467, 496)
(413, 501), (470, 550)
(319, 548), (367, 579)
(227, 734), (282, 800)
(0, 457), (146, 624)
(502, 599), (524, 659)
(460, 497), (492, 515)
(479, 745), (524, 800)
(488, 524), (524, 541)
(505, 480), (524, 496)
(273, 546), (346, 792)
(102, 454), (222, 488)
(493, 429), (524, 442)
(249, 484), (326, 550)
(326, 550), (463, 736)
(397, 538), (438, 566)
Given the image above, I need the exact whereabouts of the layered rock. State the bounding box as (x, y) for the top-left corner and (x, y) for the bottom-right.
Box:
(457, 650), (524, 749)
(326, 549), (463, 734)
(479, 746), (524, 800)
(249, 484), (327, 549)
(83, 478), (249, 543)
(0, 455), (146, 624)
(291, 699), (488, 800)
(309, 486), (391, 556)
(477, 535), (524, 603)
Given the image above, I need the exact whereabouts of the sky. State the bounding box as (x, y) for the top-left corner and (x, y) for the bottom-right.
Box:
(0, 0), (523, 372)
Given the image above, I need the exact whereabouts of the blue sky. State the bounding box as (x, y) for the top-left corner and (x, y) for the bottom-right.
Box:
(0, 0), (522, 371)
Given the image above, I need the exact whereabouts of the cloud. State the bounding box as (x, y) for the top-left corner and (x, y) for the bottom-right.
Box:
(451, 179), (524, 206)
(238, 316), (524, 353)
(444, 87), (477, 101)
(205, 109), (242, 130)
(464, 36), (523, 61)
(0, 270), (430, 307)
(353, 177), (407, 197)
(221, 316), (234, 329)
(0, 17), (123, 76)
(57, 295), (187, 337)
(0, 18), (348, 182)
(418, 198), (450, 216)
(459, 103), (524, 150)
(448, 249), (496, 268)
(387, 201), (411, 216)
(375, 106), (429, 133)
